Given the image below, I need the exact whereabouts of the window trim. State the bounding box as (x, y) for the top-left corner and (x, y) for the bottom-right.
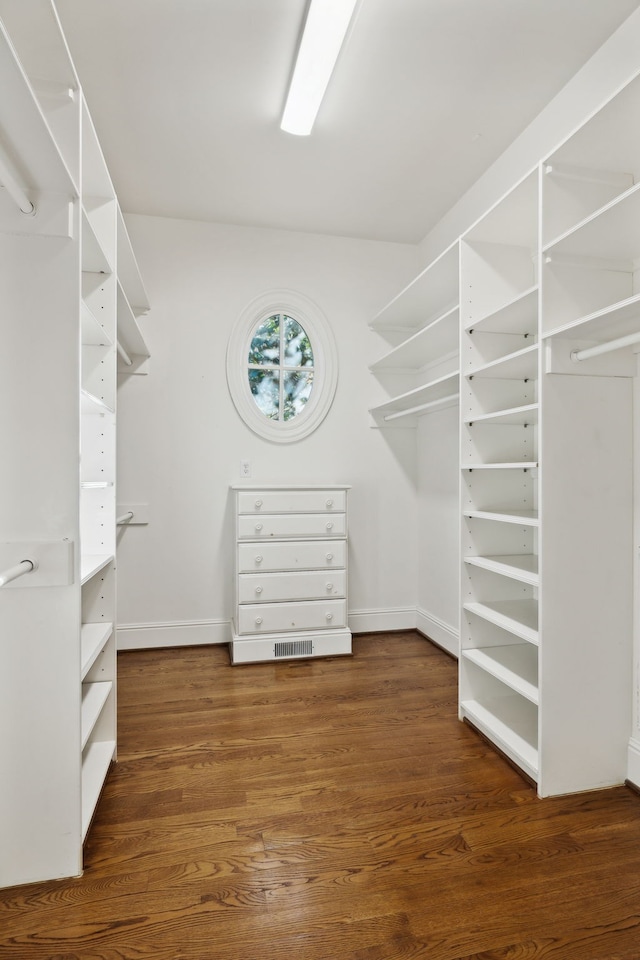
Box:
(226, 290), (338, 443)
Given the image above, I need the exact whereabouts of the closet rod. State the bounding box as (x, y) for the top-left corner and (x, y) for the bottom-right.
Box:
(383, 392), (458, 422)
(0, 148), (35, 216)
(117, 341), (132, 366)
(0, 559), (37, 587)
(571, 329), (640, 362)
(116, 511), (134, 525)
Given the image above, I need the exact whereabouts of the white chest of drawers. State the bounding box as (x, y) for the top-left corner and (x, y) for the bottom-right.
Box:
(230, 485), (352, 664)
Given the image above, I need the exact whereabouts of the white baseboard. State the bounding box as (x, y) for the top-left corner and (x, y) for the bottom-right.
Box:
(117, 619), (231, 650)
(348, 606), (416, 634)
(416, 607), (459, 658)
(117, 607), (456, 652)
(627, 737), (640, 789)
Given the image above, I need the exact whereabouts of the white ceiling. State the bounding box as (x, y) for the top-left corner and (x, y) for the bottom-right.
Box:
(55, 0), (640, 244)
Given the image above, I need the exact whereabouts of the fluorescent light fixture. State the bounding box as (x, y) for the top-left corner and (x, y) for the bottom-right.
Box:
(281, 0), (359, 136)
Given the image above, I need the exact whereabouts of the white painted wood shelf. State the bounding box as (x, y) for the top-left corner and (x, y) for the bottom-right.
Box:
(81, 623), (114, 679)
(460, 697), (539, 781)
(370, 306), (459, 372)
(81, 740), (116, 840)
(467, 343), (538, 380)
(464, 402), (538, 426)
(462, 645), (538, 704)
(463, 508), (539, 526)
(463, 599), (539, 645)
(464, 553), (539, 585)
(465, 285), (538, 335)
(369, 241), (460, 426)
(543, 181), (640, 262)
(370, 371), (459, 426)
(81, 681), (113, 749)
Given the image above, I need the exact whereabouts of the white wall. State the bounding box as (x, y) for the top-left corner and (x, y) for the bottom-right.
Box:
(116, 215), (421, 648)
(416, 402), (460, 657)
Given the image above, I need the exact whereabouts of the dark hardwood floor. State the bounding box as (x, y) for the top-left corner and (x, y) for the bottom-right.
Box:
(2, 632), (640, 959)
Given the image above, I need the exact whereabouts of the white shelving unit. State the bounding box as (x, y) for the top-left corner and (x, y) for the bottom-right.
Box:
(0, 0), (150, 887)
(535, 70), (637, 797)
(459, 170), (542, 785)
(369, 242), (460, 427)
(458, 71), (637, 796)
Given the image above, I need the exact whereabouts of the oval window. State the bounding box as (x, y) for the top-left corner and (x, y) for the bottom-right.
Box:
(248, 314), (314, 422)
(227, 291), (338, 443)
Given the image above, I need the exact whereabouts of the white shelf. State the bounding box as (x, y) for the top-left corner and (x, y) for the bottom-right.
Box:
(117, 207), (150, 314)
(464, 508), (539, 526)
(370, 371), (459, 425)
(81, 622), (113, 679)
(80, 553), (113, 585)
(81, 739), (115, 840)
(463, 645), (539, 704)
(81, 206), (113, 274)
(81, 300), (112, 347)
(542, 292), (640, 343)
(460, 697), (538, 780)
(0, 20), (78, 199)
(464, 599), (539, 645)
(81, 680), (112, 749)
(462, 461), (538, 471)
(464, 553), (539, 585)
(370, 242), (458, 333)
(465, 171), (538, 249)
(81, 389), (114, 416)
(464, 402), (538, 426)
(467, 343), (538, 380)
(543, 181), (640, 262)
(370, 306), (459, 371)
(117, 282), (150, 359)
(466, 285), (538, 335)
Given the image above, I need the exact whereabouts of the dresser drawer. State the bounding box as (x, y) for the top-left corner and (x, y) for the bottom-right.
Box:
(238, 569), (347, 604)
(238, 539), (346, 573)
(238, 512), (346, 540)
(237, 598), (347, 635)
(237, 489), (346, 515)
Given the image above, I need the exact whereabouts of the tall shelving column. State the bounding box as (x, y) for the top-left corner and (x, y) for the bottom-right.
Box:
(459, 171), (541, 784)
(0, 1), (85, 886)
(0, 0), (150, 886)
(368, 242), (460, 428)
(79, 99), (118, 839)
(537, 73), (638, 796)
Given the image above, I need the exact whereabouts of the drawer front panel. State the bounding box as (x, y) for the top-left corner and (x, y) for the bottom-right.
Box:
(238, 599), (347, 635)
(238, 512), (346, 540)
(237, 489), (346, 515)
(238, 569), (347, 604)
(238, 539), (346, 573)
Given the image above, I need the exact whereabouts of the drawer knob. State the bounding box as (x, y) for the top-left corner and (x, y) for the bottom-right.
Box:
(255, 499), (263, 508)
(326, 553), (334, 561)
(326, 582), (333, 591)
(326, 612), (333, 621)
(326, 521), (334, 530)
(255, 555), (263, 564)
(326, 498), (334, 507)
(255, 523), (263, 532)
(255, 586), (263, 595)
(255, 617), (263, 625)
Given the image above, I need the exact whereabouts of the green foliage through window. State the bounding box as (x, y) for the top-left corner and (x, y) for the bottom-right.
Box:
(248, 314), (314, 421)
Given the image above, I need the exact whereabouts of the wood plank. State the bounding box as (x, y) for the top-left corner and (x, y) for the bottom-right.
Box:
(1, 633), (640, 960)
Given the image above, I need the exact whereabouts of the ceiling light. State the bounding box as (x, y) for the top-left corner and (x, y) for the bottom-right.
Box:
(281, 0), (360, 136)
